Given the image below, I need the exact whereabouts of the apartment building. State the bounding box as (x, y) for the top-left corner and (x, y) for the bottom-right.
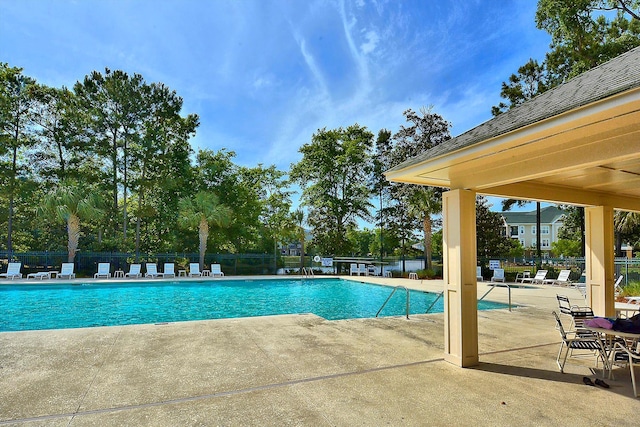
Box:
(500, 206), (565, 256)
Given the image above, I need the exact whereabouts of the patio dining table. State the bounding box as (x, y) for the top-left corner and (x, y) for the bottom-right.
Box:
(583, 326), (640, 379)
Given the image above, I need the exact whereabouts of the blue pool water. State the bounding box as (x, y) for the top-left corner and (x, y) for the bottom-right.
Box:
(0, 278), (509, 332)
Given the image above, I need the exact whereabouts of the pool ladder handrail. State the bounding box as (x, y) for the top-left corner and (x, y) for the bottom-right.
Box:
(301, 267), (315, 278)
(376, 286), (410, 319)
(425, 291), (444, 314)
(479, 283), (512, 311)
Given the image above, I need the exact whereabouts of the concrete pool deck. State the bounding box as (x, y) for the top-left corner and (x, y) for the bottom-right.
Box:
(1, 276), (639, 426)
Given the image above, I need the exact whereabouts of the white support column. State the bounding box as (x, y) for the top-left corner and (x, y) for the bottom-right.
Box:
(442, 189), (478, 367)
(584, 206), (615, 317)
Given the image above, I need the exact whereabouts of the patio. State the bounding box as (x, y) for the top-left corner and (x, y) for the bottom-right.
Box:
(1, 278), (639, 426)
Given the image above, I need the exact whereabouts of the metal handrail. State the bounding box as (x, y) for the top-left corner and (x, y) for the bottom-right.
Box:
(425, 291), (444, 314)
(479, 282), (512, 311)
(301, 267), (315, 278)
(376, 286), (410, 319)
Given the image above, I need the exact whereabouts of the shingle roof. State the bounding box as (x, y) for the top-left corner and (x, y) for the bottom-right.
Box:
(500, 206), (565, 224)
(388, 46), (640, 172)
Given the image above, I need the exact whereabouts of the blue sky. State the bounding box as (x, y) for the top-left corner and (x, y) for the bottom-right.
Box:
(1, 0), (550, 213)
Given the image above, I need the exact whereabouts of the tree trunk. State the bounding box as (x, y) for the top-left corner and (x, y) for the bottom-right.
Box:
(111, 131), (118, 238)
(423, 214), (432, 270)
(8, 132), (18, 254)
(134, 158), (148, 258)
(123, 137), (128, 240)
(198, 217), (209, 270)
(67, 214), (80, 262)
(299, 230), (305, 271)
(135, 190), (143, 260)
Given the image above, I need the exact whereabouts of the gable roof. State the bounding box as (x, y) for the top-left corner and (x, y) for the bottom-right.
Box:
(384, 46), (640, 212)
(387, 46), (640, 172)
(500, 206), (565, 225)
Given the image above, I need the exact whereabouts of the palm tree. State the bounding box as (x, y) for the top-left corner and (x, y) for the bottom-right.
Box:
(39, 179), (103, 262)
(406, 186), (441, 270)
(615, 211), (640, 233)
(614, 211), (640, 254)
(178, 191), (232, 270)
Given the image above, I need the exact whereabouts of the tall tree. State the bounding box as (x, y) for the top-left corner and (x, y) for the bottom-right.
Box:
(479, 197), (521, 258)
(0, 64), (37, 254)
(38, 179), (103, 262)
(387, 107), (451, 270)
(557, 205), (586, 256)
(290, 124), (374, 256)
(30, 85), (89, 183)
(74, 69), (148, 242)
(251, 164), (293, 271)
(371, 129), (392, 262)
(129, 82), (199, 255)
(195, 149), (263, 253)
(493, 0), (640, 114)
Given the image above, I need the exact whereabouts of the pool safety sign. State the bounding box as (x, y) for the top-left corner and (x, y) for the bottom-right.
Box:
(489, 260), (501, 270)
(321, 257), (333, 267)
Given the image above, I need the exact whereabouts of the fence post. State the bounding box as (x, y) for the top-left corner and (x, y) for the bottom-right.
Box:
(626, 257), (629, 286)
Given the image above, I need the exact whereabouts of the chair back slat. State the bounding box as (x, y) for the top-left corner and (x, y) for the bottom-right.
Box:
(552, 311), (568, 340)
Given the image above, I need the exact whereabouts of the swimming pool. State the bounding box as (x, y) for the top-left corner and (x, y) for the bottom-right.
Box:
(0, 278), (509, 332)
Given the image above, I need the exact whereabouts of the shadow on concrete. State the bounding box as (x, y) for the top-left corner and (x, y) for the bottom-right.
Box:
(473, 362), (635, 398)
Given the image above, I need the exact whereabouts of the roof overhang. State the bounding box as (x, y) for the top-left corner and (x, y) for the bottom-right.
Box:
(385, 86), (640, 212)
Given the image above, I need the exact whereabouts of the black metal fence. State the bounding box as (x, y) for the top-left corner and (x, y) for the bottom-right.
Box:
(0, 251), (277, 277)
(478, 257), (640, 284)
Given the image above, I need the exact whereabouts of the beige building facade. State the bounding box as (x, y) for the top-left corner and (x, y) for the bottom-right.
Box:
(500, 206), (565, 255)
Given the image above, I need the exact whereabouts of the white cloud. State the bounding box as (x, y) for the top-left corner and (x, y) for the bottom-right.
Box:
(1, 0), (551, 187)
(360, 30), (379, 54)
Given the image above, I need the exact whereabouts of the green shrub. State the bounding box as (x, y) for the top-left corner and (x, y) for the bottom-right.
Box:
(416, 269), (436, 279)
(620, 281), (640, 297)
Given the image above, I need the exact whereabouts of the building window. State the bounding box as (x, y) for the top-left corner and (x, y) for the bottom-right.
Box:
(542, 238), (550, 248)
(519, 238), (525, 247)
(532, 225), (536, 235)
(531, 240), (537, 248)
(519, 226), (525, 235)
(510, 226), (518, 237)
(541, 225), (550, 235)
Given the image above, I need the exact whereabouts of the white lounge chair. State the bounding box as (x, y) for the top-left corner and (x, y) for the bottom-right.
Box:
(94, 262), (111, 278)
(515, 270), (531, 283)
(27, 271), (51, 280)
(521, 270), (547, 284)
(211, 264), (224, 277)
(145, 263), (160, 278)
(160, 263), (175, 278)
(358, 263), (367, 276)
(350, 263), (359, 276)
(0, 262), (23, 280)
(125, 264), (142, 278)
(491, 268), (505, 282)
(543, 270), (572, 286)
(476, 266), (483, 282)
(58, 263), (75, 279)
(189, 263), (202, 277)
(614, 275), (624, 295)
